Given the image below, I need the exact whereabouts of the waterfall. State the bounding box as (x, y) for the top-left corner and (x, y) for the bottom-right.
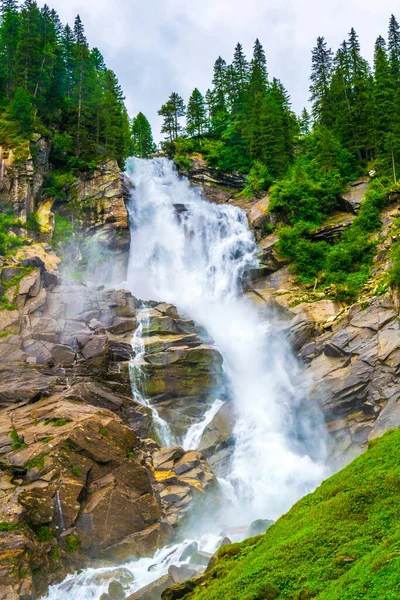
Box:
(126, 157), (327, 522)
(182, 398), (224, 451)
(42, 157), (327, 599)
(130, 310), (175, 446)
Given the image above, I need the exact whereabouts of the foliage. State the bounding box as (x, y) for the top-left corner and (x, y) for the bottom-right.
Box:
(0, 208), (24, 256)
(276, 180), (388, 300)
(52, 214), (74, 248)
(158, 92), (186, 141)
(26, 454), (45, 471)
(182, 429), (400, 600)
(130, 112), (156, 158)
(64, 534), (80, 552)
(35, 525), (54, 543)
(0, 3), (132, 169)
(9, 427), (26, 450)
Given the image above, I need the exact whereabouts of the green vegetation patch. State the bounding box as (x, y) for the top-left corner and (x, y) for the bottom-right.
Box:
(181, 429), (400, 600)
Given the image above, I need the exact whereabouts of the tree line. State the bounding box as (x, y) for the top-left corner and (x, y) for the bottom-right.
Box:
(157, 15), (400, 187)
(0, 0), (158, 170)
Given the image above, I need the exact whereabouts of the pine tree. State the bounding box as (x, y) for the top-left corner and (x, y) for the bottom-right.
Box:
(388, 14), (400, 83)
(186, 88), (207, 139)
(249, 38), (268, 96)
(0, 0), (20, 100)
(158, 92), (186, 141)
(232, 42), (249, 91)
(299, 108), (311, 135)
(309, 36), (333, 123)
(9, 86), (35, 135)
(14, 0), (43, 95)
(373, 36), (393, 154)
(131, 112), (156, 158)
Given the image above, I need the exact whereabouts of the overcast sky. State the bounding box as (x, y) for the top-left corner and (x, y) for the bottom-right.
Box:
(40, 0), (396, 142)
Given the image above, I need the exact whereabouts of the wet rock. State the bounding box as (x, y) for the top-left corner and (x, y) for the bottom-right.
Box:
(127, 574), (174, 600)
(168, 564), (198, 584)
(179, 541), (198, 562)
(189, 550), (212, 567)
(50, 344), (76, 365)
(108, 580), (126, 599)
(339, 177), (369, 214)
(247, 519), (274, 537)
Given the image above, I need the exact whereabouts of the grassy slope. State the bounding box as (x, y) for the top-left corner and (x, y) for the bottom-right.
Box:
(180, 430), (400, 600)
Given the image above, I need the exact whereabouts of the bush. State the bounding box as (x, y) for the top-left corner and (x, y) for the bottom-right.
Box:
(243, 161), (274, 197)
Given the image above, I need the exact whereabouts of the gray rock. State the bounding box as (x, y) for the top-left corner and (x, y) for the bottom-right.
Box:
(108, 580), (126, 600)
(168, 564), (198, 584)
(126, 574), (174, 600)
(189, 551), (212, 567)
(1, 266), (22, 282)
(247, 519), (274, 537)
(178, 541), (198, 562)
(50, 344), (76, 365)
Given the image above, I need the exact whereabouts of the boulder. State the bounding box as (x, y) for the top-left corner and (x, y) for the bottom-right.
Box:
(168, 564), (198, 584)
(247, 519), (274, 537)
(127, 574), (174, 600)
(108, 580), (126, 600)
(189, 551), (212, 567)
(339, 177), (369, 214)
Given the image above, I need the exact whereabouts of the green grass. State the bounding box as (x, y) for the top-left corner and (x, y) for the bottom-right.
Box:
(175, 429), (400, 600)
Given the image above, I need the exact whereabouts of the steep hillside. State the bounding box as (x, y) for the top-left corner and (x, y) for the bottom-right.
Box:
(163, 429), (400, 600)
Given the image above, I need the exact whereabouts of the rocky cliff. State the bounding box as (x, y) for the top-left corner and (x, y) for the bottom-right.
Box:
(0, 250), (223, 598)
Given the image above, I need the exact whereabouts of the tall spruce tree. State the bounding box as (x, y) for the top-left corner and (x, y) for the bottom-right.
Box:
(186, 88), (207, 139)
(0, 0), (20, 100)
(131, 112), (156, 158)
(309, 36), (333, 124)
(158, 92), (186, 141)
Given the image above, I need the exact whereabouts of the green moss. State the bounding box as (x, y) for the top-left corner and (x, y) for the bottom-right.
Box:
(44, 418), (70, 427)
(65, 535), (80, 553)
(0, 521), (19, 532)
(9, 427), (27, 450)
(36, 525), (54, 543)
(68, 462), (81, 477)
(100, 427), (108, 437)
(26, 454), (45, 471)
(183, 429), (400, 600)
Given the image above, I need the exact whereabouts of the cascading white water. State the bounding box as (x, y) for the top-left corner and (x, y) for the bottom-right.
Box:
(126, 157), (327, 522)
(130, 310), (175, 446)
(182, 398), (225, 451)
(42, 157), (327, 599)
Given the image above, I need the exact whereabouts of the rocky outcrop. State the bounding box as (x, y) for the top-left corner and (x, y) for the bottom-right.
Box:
(0, 136), (51, 222)
(0, 242), (225, 598)
(181, 155), (245, 193)
(339, 177), (369, 214)
(132, 305), (227, 441)
(75, 159), (131, 255)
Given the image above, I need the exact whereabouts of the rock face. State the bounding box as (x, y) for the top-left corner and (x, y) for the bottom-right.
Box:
(339, 177), (369, 214)
(75, 158), (131, 255)
(0, 137), (51, 222)
(180, 155), (246, 193)
(0, 241), (226, 598)
(132, 305), (227, 441)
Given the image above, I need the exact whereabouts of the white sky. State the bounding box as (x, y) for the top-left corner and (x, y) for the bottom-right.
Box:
(39, 0), (396, 142)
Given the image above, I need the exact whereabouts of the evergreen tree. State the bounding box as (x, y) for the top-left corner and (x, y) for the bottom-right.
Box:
(388, 14), (400, 83)
(131, 112), (156, 158)
(249, 38), (268, 95)
(299, 107), (311, 135)
(186, 88), (207, 139)
(0, 0), (20, 100)
(158, 92), (186, 141)
(232, 42), (249, 91)
(9, 86), (35, 135)
(373, 36), (393, 154)
(309, 36), (333, 123)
